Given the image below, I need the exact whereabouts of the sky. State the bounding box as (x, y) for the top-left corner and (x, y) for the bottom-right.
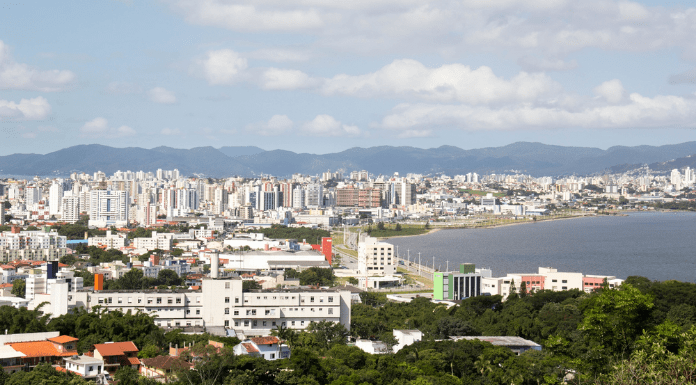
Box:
(1, 0), (696, 155)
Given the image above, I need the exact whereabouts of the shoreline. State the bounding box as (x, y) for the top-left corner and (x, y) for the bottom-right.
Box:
(382, 212), (627, 241)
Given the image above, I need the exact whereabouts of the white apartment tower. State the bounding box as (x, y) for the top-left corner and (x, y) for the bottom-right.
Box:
(61, 195), (80, 224)
(25, 186), (41, 207)
(49, 183), (63, 216)
(89, 190), (129, 227)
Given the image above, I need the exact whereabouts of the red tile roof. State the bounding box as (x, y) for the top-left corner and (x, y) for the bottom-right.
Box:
(9, 341), (63, 358)
(241, 343), (259, 354)
(94, 341), (139, 357)
(127, 357), (141, 365)
(250, 336), (279, 345)
(48, 336), (79, 344)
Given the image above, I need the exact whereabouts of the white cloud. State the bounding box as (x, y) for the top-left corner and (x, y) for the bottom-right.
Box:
(161, 128), (181, 135)
(376, 91), (696, 132)
(0, 40), (75, 92)
(166, 0), (327, 32)
(301, 115), (361, 137)
(247, 115), (294, 136)
(594, 79), (626, 104)
(0, 97), (51, 120)
(260, 68), (317, 90)
(196, 49), (248, 85)
(517, 56), (577, 72)
(148, 87), (177, 104)
(321, 59), (561, 104)
(165, 0), (696, 60)
(80, 117), (136, 138)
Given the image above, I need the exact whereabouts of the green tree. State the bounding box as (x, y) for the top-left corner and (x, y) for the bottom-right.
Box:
(157, 269), (182, 286)
(395, 223), (402, 231)
(347, 277), (359, 285)
(580, 283), (654, 356)
(242, 280), (261, 292)
(306, 320), (349, 350)
(11, 279), (25, 298)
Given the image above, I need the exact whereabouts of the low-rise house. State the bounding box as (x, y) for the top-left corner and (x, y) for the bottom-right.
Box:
(93, 341), (140, 374)
(63, 354), (105, 379)
(7, 335), (79, 369)
(0, 345), (26, 373)
(355, 339), (391, 354)
(450, 336), (541, 355)
(233, 336), (290, 360)
(140, 355), (192, 382)
(393, 329), (422, 353)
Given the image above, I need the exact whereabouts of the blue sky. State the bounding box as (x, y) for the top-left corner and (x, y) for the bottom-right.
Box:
(1, 0), (696, 155)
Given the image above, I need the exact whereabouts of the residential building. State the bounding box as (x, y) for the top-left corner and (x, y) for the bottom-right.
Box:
(88, 230), (128, 249)
(93, 341), (140, 375)
(89, 190), (129, 227)
(357, 236), (396, 276)
(393, 329), (423, 353)
(233, 336), (290, 360)
(450, 336), (541, 355)
(62, 355), (106, 380)
(61, 195), (80, 224)
(0, 229), (68, 262)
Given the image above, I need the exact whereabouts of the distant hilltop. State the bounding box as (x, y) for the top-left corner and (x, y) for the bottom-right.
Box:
(2, 142), (696, 178)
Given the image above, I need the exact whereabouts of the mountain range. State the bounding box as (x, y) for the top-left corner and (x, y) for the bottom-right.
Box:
(1, 142), (696, 178)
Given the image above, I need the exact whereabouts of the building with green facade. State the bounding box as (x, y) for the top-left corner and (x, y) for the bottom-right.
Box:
(433, 263), (482, 300)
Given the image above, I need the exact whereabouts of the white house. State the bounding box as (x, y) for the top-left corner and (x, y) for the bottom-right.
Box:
(393, 329), (422, 353)
(233, 336), (290, 360)
(63, 355), (106, 379)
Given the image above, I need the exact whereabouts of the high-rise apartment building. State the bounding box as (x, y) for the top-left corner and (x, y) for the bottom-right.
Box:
(89, 190), (129, 227)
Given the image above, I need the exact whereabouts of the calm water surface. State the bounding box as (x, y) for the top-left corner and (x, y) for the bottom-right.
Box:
(387, 212), (696, 283)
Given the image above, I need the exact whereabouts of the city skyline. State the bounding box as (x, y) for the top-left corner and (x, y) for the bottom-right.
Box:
(2, 0), (696, 155)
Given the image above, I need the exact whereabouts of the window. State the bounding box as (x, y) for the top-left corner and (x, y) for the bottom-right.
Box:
(328, 296), (334, 303)
(186, 309), (190, 314)
(234, 310), (239, 316)
(301, 321), (305, 326)
(156, 298), (162, 304)
(244, 320), (249, 326)
(138, 298), (142, 304)
(196, 309), (200, 315)
(552, 279), (557, 283)
(225, 297), (230, 303)
(263, 321), (267, 326)
(168, 298), (173, 304)
(235, 321), (239, 327)
(225, 282), (230, 289)
(127, 297), (132, 304)
(272, 321), (276, 326)
(265, 310), (271, 315)
(252, 321), (257, 326)
(176, 298), (181, 304)
(270, 353), (275, 359)
(235, 297), (239, 304)
(224, 320), (229, 327)
(328, 308), (333, 315)
(562, 286), (568, 290)
(310, 296), (314, 303)
(562, 280), (568, 283)
(291, 321), (295, 326)
(225, 308), (229, 314)
(320, 297), (324, 303)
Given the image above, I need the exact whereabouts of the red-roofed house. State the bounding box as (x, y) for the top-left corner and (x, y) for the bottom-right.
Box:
(93, 341), (140, 374)
(233, 336), (290, 360)
(139, 355), (192, 382)
(8, 335), (79, 369)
